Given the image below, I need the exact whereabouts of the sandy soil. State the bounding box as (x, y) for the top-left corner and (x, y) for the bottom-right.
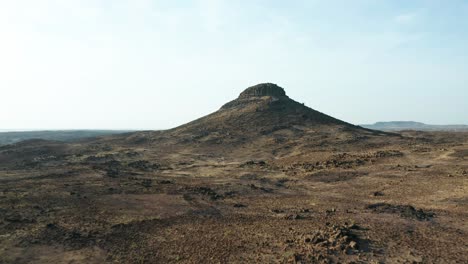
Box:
(0, 130), (467, 263)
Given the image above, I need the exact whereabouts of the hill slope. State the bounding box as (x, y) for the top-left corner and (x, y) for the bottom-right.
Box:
(116, 83), (387, 160)
(173, 83), (352, 135)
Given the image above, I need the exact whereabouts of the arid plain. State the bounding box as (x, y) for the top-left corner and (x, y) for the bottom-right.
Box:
(1, 84), (467, 263)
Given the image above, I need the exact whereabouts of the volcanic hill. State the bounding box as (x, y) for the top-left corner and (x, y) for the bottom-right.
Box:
(174, 83), (352, 134)
(119, 83), (384, 157)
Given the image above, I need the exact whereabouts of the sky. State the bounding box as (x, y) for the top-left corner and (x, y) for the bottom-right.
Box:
(1, 0), (467, 130)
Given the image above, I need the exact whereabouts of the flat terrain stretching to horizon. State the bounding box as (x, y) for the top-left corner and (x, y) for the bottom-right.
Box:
(1, 83), (467, 263)
(0, 130), (134, 147)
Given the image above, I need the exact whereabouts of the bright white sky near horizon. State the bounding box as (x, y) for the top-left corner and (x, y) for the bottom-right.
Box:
(1, 0), (467, 130)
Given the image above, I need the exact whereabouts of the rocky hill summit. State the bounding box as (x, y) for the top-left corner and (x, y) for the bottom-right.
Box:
(238, 83), (287, 99)
(221, 83), (290, 110)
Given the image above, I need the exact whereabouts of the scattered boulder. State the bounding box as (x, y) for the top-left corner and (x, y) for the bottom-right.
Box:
(249, 184), (272, 193)
(285, 214), (302, 220)
(157, 180), (173, 184)
(141, 179), (152, 188)
(104, 160), (122, 177)
(366, 203), (435, 221)
(4, 213), (36, 224)
(241, 160), (267, 167)
(189, 187), (223, 201)
(373, 150), (404, 158)
(271, 209), (284, 214)
(85, 154), (115, 164)
(34, 223), (96, 249)
(289, 223), (362, 262)
(128, 160), (161, 171)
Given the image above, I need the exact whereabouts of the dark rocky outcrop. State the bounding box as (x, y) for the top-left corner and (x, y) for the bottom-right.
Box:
(238, 83), (287, 99)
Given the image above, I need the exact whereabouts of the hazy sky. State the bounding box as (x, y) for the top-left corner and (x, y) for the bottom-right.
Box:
(1, 0), (467, 130)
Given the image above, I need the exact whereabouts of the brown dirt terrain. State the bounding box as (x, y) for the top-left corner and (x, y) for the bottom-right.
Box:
(1, 84), (467, 263)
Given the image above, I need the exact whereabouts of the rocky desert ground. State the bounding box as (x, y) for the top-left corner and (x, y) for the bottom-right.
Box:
(1, 84), (467, 263)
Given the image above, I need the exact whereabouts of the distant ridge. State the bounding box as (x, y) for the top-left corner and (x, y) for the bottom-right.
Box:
(0, 130), (133, 146)
(361, 121), (468, 132)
